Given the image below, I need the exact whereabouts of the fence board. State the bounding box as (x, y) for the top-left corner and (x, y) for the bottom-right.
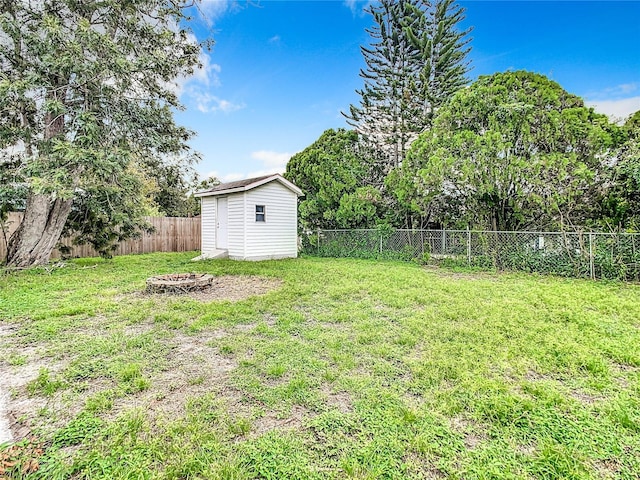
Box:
(0, 213), (201, 261)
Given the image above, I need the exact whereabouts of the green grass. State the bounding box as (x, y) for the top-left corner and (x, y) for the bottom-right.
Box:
(1, 252), (639, 479)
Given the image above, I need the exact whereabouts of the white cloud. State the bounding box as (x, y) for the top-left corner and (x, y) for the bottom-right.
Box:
(171, 32), (244, 115)
(194, 56), (222, 89)
(250, 150), (293, 168)
(616, 83), (638, 95)
(205, 170), (245, 183)
(170, 32), (221, 101)
(343, 0), (357, 14)
(204, 152), (295, 186)
(233, 150), (298, 178)
(343, 0), (373, 15)
(199, 0), (231, 25)
(244, 169), (280, 178)
(220, 172), (245, 182)
(598, 82), (638, 97)
(584, 82), (640, 123)
(587, 97), (640, 123)
(268, 35), (281, 44)
(191, 90), (245, 113)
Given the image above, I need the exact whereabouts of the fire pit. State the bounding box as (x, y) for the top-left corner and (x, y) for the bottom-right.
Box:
(146, 273), (215, 294)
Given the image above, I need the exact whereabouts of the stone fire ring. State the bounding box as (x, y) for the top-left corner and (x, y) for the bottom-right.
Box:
(146, 273), (215, 294)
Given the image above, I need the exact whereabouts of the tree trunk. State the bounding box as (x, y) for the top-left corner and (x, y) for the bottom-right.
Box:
(6, 80), (73, 268)
(6, 193), (73, 268)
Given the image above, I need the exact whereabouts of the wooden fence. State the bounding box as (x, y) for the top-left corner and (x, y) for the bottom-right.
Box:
(0, 213), (201, 261)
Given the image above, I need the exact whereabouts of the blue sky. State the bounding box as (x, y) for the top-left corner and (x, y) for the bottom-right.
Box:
(176, 1), (640, 182)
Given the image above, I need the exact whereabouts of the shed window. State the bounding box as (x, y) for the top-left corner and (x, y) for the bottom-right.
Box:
(255, 205), (266, 222)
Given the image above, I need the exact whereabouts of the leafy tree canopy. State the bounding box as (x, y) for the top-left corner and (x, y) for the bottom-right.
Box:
(393, 70), (621, 231)
(285, 129), (383, 230)
(0, 0), (206, 266)
(151, 167), (220, 218)
(602, 110), (640, 230)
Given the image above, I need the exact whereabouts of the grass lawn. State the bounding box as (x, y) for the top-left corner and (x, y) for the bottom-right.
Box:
(1, 253), (639, 479)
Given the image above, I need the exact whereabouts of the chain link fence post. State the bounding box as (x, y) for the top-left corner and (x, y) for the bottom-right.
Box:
(589, 232), (595, 280)
(317, 229), (320, 256)
(467, 230), (471, 266)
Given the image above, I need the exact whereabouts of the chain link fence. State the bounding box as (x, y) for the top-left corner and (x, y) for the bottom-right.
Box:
(301, 229), (640, 281)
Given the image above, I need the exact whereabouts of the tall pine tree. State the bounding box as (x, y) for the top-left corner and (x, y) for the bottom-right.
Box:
(345, 0), (423, 175)
(409, 0), (472, 125)
(345, 0), (472, 172)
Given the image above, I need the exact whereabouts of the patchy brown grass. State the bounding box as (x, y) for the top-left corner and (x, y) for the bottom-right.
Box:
(158, 275), (283, 302)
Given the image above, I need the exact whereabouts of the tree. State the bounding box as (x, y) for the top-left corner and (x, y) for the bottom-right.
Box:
(344, 0), (471, 172)
(181, 174), (221, 218)
(0, 0), (205, 266)
(602, 110), (640, 230)
(394, 71), (619, 231)
(407, 0), (472, 125)
(151, 164), (218, 218)
(0, 155), (26, 261)
(284, 129), (382, 230)
(345, 0), (423, 171)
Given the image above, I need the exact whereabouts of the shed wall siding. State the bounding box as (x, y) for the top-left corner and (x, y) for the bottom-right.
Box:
(201, 196), (216, 254)
(227, 194), (245, 258)
(243, 182), (298, 259)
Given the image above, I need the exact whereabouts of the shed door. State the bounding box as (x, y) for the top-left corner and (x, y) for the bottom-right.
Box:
(216, 197), (228, 249)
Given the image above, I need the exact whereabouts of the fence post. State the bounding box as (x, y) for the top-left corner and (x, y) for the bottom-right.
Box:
(317, 229), (320, 255)
(467, 230), (471, 266)
(589, 232), (595, 280)
(441, 230), (446, 255)
(379, 232), (383, 254)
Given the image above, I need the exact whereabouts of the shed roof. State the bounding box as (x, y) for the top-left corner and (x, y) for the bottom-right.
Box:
(194, 173), (303, 198)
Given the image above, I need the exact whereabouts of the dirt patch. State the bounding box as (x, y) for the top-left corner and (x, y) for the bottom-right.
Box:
(612, 362), (639, 373)
(234, 314), (278, 332)
(404, 453), (447, 479)
(251, 405), (311, 436)
(425, 266), (497, 281)
(0, 323), (238, 444)
(234, 323), (255, 333)
(122, 322), (157, 336)
(321, 385), (353, 414)
(570, 390), (603, 405)
(592, 457), (622, 479)
(110, 330), (237, 421)
(0, 324), (19, 339)
(325, 392), (353, 414)
(449, 416), (487, 451)
(524, 369), (548, 381)
(403, 391), (426, 410)
(463, 433), (484, 450)
(146, 275), (283, 302)
(0, 324), (70, 442)
(516, 443), (537, 456)
(0, 391), (12, 445)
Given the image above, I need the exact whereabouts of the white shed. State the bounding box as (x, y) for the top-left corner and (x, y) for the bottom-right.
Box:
(194, 174), (303, 261)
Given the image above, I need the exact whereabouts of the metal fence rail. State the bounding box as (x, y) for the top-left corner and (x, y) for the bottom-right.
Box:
(301, 229), (640, 281)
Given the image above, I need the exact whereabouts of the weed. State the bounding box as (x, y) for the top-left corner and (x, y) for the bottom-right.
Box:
(26, 369), (65, 397)
(7, 353), (27, 366)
